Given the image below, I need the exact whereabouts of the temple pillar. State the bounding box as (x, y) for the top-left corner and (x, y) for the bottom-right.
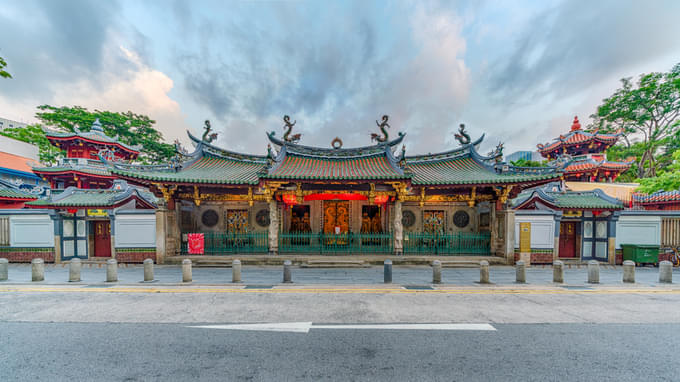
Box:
(495, 209), (516, 264)
(268, 200), (279, 255)
(553, 212), (562, 261)
(393, 200), (403, 255)
(155, 206), (179, 264)
(608, 213), (619, 265)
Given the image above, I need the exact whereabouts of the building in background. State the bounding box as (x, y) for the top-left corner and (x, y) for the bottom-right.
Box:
(0, 117), (29, 131)
(537, 116), (634, 182)
(0, 135), (47, 195)
(506, 150), (542, 163)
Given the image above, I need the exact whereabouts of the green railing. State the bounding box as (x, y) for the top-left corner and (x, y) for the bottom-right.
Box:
(279, 232), (393, 255)
(180, 232), (269, 255)
(403, 232), (491, 255)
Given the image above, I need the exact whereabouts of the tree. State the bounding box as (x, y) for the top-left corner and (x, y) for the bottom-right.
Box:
(35, 105), (175, 164)
(589, 63), (680, 178)
(636, 150), (680, 193)
(0, 124), (62, 163)
(0, 55), (11, 79)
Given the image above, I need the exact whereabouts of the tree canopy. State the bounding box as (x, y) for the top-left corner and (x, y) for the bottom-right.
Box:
(0, 55), (11, 79)
(34, 105), (175, 164)
(589, 63), (680, 178)
(510, 158), (548, 167)
(636, 150), (680, 194)
(0, 124), (62, 163)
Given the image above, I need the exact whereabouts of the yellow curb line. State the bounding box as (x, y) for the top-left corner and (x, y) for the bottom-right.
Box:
(0, 287), (679, 295)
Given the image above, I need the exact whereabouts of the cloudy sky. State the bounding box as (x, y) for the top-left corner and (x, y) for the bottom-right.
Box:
(1, 0), (679, 156)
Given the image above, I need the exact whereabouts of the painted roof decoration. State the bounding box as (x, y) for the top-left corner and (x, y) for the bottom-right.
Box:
(513, 183), (623, 210)
(33, 157), (114, 177)
(26, 180), (156, 209)
(551, 154), (635, 181)
(44, 118), (142, 157)
(0, 178), (38, 201)
(110, 116), (562, 187)
(633, 190), (680, 205)
(537, 116), (622, 159)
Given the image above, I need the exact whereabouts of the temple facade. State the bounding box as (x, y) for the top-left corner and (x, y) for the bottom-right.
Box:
(537, 116), (633, 182)
(111, 117), (560, 263)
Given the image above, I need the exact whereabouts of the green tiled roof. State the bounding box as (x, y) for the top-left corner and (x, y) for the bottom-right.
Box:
(45, 119), (141, 154)
(26, 181), (156, 208)
(32, 165), (112, 176)
(113, 154), (265, 185)
(548, 192), (622, 209)
(0, 181), (37, 200)
(265, 153), (406, 180)
(406, 156), (558, 185)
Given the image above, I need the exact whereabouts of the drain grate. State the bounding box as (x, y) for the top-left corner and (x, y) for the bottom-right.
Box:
(244, 285), (274, 289)
(84, 284), (115, 288)
(561, 285), (593, 290)
(403, 285), (434, 290)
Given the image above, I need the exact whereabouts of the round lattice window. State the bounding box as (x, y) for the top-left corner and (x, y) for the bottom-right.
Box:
(453, 210), (470, 228)
(201, 209), (219, 228)
(255, 209), (270, 227)
(402, 210), (416, 228)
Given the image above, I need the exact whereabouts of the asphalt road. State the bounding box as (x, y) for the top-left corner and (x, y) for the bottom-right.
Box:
(2, 322), (678, 381)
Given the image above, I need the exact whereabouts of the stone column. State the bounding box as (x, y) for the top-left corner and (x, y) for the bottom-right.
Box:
(393, 201), (403, 255)
(553, 212), (562, 261)
(608, 213), (619, 265)
(503, 209), (516, 265)
(155, 208), (168, 265)
(268, 200), (279, 255)
(49, 212), (62, 264)
(108, 213), (116, 260)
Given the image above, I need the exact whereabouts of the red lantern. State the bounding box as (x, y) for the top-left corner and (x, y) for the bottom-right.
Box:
(282, 194), (297, 205)
(374, 195), (389, 204)
(67, 208), (78, 214)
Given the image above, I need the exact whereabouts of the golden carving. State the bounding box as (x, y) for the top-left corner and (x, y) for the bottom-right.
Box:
(468, 187), (476, 207)
(193, 186), (201, 206)
(154, 183), (177, 203)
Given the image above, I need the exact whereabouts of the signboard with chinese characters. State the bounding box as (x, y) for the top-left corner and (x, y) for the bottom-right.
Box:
(87, 209), (108, 217)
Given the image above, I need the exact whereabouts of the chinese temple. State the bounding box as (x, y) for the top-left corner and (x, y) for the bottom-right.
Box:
(537, 116), (633, 182)
(633, 190), (680, 210)
(110, 116), (561, 263)
(32, 119), (141, 190)
(0, 178), (38, 209)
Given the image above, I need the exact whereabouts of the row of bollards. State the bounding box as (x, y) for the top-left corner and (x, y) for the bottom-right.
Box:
(0, 257), (675, 284)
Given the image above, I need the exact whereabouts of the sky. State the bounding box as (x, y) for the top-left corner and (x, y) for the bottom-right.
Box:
(1, 0), (679, 157)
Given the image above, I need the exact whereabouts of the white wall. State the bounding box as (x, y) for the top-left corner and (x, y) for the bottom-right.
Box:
(514, 215), (555, 249)
(0, 135), (39, 161)
(9, 215), (54, 247)
(115, 214), (156, 247)
(616, 215), (661, 249)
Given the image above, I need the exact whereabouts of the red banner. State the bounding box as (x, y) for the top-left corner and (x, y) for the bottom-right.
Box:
(188, 233), (204, 255)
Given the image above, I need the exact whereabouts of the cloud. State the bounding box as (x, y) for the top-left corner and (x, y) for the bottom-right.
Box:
(486, 0), (680, 104)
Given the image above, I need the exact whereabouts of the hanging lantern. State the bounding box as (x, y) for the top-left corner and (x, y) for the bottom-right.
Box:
(374, 194), (389, 205)
(67, 208), (78, 214)
(282, 194), (297, 205)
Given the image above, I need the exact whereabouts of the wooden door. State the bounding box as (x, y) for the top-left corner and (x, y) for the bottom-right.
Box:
(93, 221), (111, 257)
(559, 222), (576, 258)
(323, 201), (349, 234)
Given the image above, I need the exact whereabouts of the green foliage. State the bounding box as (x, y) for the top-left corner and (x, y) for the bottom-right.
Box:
(0, 56), (10, 79)
(510, 158), (548, 167)
(604, 143), (645, 183)
(589, 63), (680, 178)
(0, 124), (63, 163)
(35, 105), (175, 164)
(637, 150), (680, 193)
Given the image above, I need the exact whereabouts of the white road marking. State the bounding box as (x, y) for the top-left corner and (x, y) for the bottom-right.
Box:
(189, 322), (495, 333)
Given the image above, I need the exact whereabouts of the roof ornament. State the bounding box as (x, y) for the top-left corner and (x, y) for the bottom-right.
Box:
(399, 145), (407, 168)
(454, 124), (471, 145)
(570, 116), (581, 131)
(98, 148), (116, 162)
(283, 115), (301, 143)
(174, 139), (189, 155)
(201, 120), (218, 143)
(371, 115), (390, 143)
(331, 137), (343, 149)
(487, 142), (504, 163)
(91, 118), (104, 133)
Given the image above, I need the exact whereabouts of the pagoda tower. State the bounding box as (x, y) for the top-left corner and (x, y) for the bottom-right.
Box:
(537, 116), (633, 182)
(32, 119), (141, 189)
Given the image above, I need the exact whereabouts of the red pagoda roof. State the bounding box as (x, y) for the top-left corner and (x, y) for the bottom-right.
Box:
(537, 116), (622, 159)
(45, 119), (141, 159)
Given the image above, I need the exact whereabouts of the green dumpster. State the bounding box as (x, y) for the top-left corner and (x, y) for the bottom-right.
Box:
(620, 244), (659, 266)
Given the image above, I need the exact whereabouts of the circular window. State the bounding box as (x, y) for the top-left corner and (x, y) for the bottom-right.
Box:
(453, 210), (470, 228)
(255, 209), (270, 227)
(402, 210), (416, 228)
(201, 209), (219, 228)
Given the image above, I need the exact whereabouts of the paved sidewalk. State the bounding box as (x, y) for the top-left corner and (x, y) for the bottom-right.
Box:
(1, 263), (676, 286)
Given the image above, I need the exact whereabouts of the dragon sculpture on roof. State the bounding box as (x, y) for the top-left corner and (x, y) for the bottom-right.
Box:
(454, 124), (471, 145)
(283, 115), (301, 143)
(371, 115), (390, 143)
(201, 120), (218, 143)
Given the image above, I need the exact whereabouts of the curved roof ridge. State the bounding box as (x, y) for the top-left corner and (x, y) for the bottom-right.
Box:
(405, 134), (484, 163)
(266, 131), (405, 157)
(187, 130), (267, 162)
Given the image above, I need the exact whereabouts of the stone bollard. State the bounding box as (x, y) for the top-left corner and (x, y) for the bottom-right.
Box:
(232, 259), (242, 283)
(143, 258), (154, 282)
(479, 260), (490, 284)
(31, 258), (45, 282)
(623, 260), (635, 283)
(587, 260), (599, 284)
(384, 259), (393, 284)
(182, 259), (192, 283)
(0, 258), (8, 281)
(659, 261), (673, 284)
(69, 258), (81, 282)
(432, 260), (442, 284)
(516, 260), (526, 283)
(106, 259), (118, 282)
(283, 260), (292, 283)
(553, 260), (564, 283)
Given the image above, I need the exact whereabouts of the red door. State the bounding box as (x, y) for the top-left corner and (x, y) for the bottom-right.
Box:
(559, 222), (576, 258)
(94, 221), (111, 257)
